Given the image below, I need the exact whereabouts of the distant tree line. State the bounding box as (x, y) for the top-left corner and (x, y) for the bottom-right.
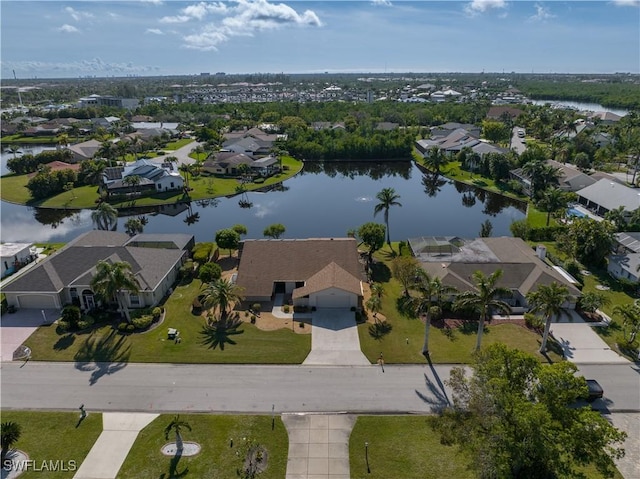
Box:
(7, 149), (73, 175)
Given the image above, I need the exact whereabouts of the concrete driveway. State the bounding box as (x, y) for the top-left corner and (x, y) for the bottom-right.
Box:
(551, 312), (628, 364)
(0, 308), (57, 361)
(303, 310), (370, 366)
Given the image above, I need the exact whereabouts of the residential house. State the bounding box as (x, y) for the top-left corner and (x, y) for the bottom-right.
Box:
(589, 111), (623, 125)
(486, 106), (524, 120)
(67, 139), (102, 162)
(203, 152), (256, 175)
(2, 231), (193, 311)
(576, 178), (640, 218)
(102, 159), (184, 195)
(510, 160), (597, 195)
(235, 238), (365, 309)
(409, 236), (581, 312)
(1, 243), (36, 279)
(416, 128), (505, 159)
(608, 232), (640, 283)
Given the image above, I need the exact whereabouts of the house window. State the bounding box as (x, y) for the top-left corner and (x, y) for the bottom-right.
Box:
(130, 294), (140, 306)
(157, 184), (162, 190)
(170, 182), (174, 188)
(70, 288), (78, 300)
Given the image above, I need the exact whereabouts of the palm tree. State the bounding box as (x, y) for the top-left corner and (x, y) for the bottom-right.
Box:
(124, 217), (144, 236)
(370, 282), (384, 299)
(201, 278), (244, 323)
(164, 415), (192, 455)
(91, 202), (118, 231)
(526, 282), (572, 353)
(374, 187), (402, 246)
(90, 260), (140, 321)
(414, 270), (457, 357)
(453, 269), (512, 351)
(424, 148), (447, 173)
(613, 303), (640, 344)
(179, 163), (191, 189)
(366, 294), (382, 319)
(123, 175), (141, 196)
(7, 145), (21, 159)
(537, 188), (569, 226)
(1, 421), (22, 465)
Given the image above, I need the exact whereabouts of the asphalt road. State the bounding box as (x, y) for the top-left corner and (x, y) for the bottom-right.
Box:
(1, 362), (638, 413)
(511, 126), (527, 155)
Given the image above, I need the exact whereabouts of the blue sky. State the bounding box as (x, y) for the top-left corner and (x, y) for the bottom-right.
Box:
(1, 1), (639, 78)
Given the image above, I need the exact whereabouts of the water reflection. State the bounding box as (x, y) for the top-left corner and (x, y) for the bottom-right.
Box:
(1, 162), (526, 243)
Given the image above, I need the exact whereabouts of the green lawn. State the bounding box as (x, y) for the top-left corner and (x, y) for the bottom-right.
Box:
(0, 157), (303, 209)
(349, 416), (473, 479)
(0, 411), (103, 479)
(349, 416), (622, 479)
(117, 414), (288, 479)
(359, 244), (563, 364)
(24, 278), (311, 364)
(526, 204), (558, 228)
(164, 138), (194, 150)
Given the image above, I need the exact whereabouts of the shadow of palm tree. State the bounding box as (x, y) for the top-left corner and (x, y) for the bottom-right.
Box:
(415, 361), (452, 413)
(395, 295), (416, 318)
(74, 329), (131, 385)
(199, 315), (244, 350)
(53, 333), (75, 351)
(159, 453), (189, 479)
(368, 319), (393, 340)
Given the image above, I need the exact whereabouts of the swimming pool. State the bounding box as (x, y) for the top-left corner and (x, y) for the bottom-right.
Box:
(567, 207), (587, 218)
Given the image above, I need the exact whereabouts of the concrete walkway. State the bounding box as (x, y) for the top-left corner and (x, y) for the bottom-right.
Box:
(550, 311), (628, 364)
(303, 310), (370, 366)
(73, 412), (158, 479)
(283, 414), (355, 479)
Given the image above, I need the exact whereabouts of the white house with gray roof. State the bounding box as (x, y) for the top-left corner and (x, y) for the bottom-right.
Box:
(2, 231), (193, 312)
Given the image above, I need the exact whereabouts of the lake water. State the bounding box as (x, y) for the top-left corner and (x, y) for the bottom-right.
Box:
(0, 161), (526, 243)
(530, 100), (629, 117)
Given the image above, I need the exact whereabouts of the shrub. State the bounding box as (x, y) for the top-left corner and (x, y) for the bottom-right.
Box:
(61, 305), (82, 328)
(118, 322), (129, 332)
(57, 320), (70, 333)
(253, 177), (265, 184)
(77, 317), (95, 330)
(252, 303), (261, 312)
(179, 261), (195, 280)
(199, 262), (222, 283)
(152, 307), (162, 319)
(126, 324), (135, 332)
(132, 314), (153, 330)
(429, 305), (443, 321)
(192, 243), (213, 263)
(524, 312), (544, 331)
(250, 315), (256, 323)
(282, 305), (290, 313)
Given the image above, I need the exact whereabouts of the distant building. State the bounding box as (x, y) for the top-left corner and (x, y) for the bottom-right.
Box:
(1, 243), (36, 279)
(78, 94), (139, 110)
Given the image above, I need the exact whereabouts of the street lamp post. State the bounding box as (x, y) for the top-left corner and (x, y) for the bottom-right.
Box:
(365, 441), (370, 473)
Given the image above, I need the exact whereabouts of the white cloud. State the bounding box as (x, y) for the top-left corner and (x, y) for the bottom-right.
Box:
(182, 0), (322, 51)
(64, 6), (94, 22)
(146, 28), (164, 35)
(57, 24), (79, 33)
(529, 3), (555, 21)
(160, 1), (228, 23)
(612, 0), (640, 6)
(371, 0), (393, 6)
(1, 58), (161, 75)
(464, 0), (507, 16)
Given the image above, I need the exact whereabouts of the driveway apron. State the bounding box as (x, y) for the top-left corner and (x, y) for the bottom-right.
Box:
(303, 310), (370, 366)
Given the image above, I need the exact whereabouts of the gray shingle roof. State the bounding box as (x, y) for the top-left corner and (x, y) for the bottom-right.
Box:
(577, 178), (640, 212)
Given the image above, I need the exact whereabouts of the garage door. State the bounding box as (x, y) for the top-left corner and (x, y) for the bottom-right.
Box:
(316, 293), (351, 309)
(17, 294), (58, 309)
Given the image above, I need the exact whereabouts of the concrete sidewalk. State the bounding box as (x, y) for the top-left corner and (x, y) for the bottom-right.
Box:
(73, 413), (158, 479)
(283, 414), (355, 479)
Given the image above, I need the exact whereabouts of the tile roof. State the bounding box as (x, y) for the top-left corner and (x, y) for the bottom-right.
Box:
(236, 238), (363, 298)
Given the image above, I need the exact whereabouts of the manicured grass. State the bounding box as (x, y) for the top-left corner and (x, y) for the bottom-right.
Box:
(0, 173), (30, 203)
(164, 138), (194, 150)
(526, 204), (558, 228)
(359, 244), (563, 364)
(0, 411), (103, 479)
(117, 414), (288, 479)
(349, 416), (474, 479)
(24, 278), (311, 364)
(349, 416), (622, 479)
(0, 157), (303, 209)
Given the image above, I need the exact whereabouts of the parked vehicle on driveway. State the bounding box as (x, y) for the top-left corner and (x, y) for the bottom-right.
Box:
(585, 379), (604, 403)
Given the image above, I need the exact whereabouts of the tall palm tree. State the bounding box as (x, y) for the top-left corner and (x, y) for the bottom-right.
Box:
(526, 282), (572, 353)
(201, 278), (244, 323)
(90, 260), (140, 321)
(7, 145), (21, 159)
(537, 187), (569, 226)
(374, 187), (402, 246)
(124, 217), (144, 236)
(164, 415), (192, 455)
(414, 270), (457, 357)
(1, 421), (22, 465)
(454, 269), (512, 351)
(123, 175), (141, 196)
(91, 202), (118, 231)
(613, 303), (640, 343)
(179, 163), (191, 189)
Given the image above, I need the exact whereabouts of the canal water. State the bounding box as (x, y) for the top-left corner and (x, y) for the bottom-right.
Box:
(0, 161), (526, 244)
